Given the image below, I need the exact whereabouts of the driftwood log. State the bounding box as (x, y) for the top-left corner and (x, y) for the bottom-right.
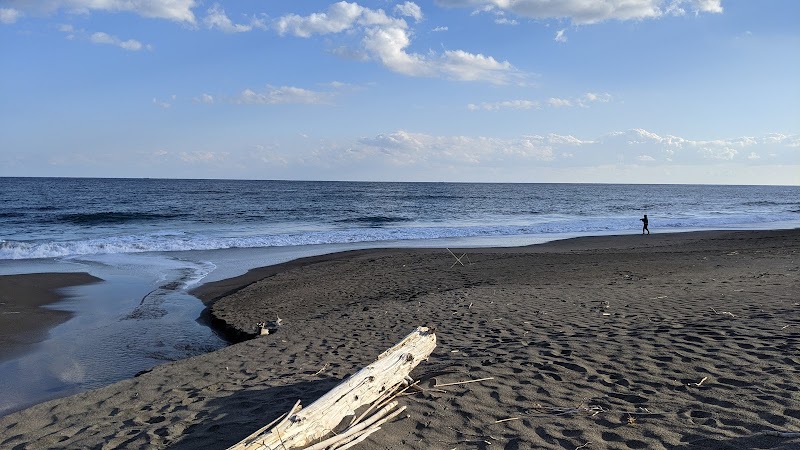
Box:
(229, 326), (437, 450)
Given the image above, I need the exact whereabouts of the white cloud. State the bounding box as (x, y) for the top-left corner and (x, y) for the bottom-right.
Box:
(470, 92), (612, 111)
(438, 50), (521, 84)
(196, 93), (215, 104)
(548, 97), (572, 107)
(235, 86), (333, 105)
(4, 0), (197, 23)
(0, 7), (22, 24)
(197, 84), (348, 106)
(546, 134), (593, 145)
(57, 24), (149, 50)
(593, 129), (800, 164)
(554, 28), (567, 43)
(274, 2), (372, 37)
(435, 0), (723, 25)
(494, 15), (518, 25)
(203, 4), (253, 33)
(335, 128), (799, 173)
(153, 97), (171, 109)
(179, 151), (228, 163)
(95, 32), (142, 50)
(546, 92), (613, 108)
(579, 92), (612, 106)
(355, 130), (557, 166)
(274, 1), (525, 85)
(467, 100), (539, 111)
(395, 2), (423, 22)
(432, 25), (448, 32)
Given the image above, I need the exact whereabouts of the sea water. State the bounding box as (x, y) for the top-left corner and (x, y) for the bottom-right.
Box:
(0, 178), (798, 415)
(3, 179), (799, 260)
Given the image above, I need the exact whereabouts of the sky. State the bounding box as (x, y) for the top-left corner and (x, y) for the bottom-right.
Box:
(1, 0), (798, 184)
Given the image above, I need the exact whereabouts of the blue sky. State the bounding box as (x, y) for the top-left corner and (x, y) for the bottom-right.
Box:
(1, 1), (798, 184)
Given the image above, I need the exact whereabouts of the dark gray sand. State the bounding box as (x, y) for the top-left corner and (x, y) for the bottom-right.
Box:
(1, 230), (798, 449)
(0, 272), (101, 361)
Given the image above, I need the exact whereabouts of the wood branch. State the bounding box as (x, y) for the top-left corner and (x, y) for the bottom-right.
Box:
(229, 326), (436, 450)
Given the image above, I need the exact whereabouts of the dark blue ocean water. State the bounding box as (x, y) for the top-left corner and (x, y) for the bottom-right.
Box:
(0, 178), (798, 416)
(2, 178), (798, 259)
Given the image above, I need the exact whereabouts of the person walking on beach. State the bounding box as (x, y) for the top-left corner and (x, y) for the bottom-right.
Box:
(640, 214), (650, 235)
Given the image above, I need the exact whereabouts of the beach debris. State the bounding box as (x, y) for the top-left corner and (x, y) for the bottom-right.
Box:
(446, 248), (472, 268)
(710, 307), (736, 318)
(229, 326), (436, 450)
(688, 376), (709, 387)
(493, 417), (521, 424)
(433, 377), (494, 388)
(256, 315), (284, 336)
(313, 363), (330, 376)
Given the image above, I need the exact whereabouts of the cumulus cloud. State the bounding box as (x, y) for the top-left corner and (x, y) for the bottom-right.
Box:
(274, 2), (377, 37)
(274, 1), (525, 85)
(356, 131), (600, 165)
(0, 7), (22, 24)
(593, 129), (800, 164)
(327, 128), (798, 173)
(395, 1), (423, 22)
(203, 4), (254, 33)
(355, 130), (559, 166)
(3, 0), (197, 23)
(554, 28), (567, 43)
(435, 0), (723, 25)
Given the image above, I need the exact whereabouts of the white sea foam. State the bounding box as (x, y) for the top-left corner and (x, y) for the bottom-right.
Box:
(2, 180), (798, 260)
(1, 212), (796, 260)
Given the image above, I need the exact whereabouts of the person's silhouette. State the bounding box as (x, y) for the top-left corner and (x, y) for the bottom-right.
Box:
(640, 214), (650, 235)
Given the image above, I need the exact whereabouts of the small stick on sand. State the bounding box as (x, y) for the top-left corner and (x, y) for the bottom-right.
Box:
(710, 307), (736, 317)
(688, 376), (709, 387)
(313, 363), (329, 376)
(434, 377), (494, 388)
(494, 417), (521, 424)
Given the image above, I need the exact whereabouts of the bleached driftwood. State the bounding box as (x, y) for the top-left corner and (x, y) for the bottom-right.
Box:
(229, 326), (437, 450)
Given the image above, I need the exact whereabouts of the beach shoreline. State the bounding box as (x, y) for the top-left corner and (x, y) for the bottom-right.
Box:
(1, 229), (799, 449)
(0, 272), (102, 362)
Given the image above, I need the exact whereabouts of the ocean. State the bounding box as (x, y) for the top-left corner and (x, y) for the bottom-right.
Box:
(0, 178), (798, 415)
(3, 178), (799, 260)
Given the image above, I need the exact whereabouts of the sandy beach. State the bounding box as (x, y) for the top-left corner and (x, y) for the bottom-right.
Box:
(0, 272), (102, 362)
(1, 229), (798, 449)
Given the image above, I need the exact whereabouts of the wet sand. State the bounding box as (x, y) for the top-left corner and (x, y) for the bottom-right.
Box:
(0, 272), (102, 362)
(1, 230), (799, 449)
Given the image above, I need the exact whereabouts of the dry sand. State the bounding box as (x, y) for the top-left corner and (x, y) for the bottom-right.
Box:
(1, 229), (798, 449)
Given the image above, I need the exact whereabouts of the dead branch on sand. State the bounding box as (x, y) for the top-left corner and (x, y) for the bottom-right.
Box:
(229, 327), (436, 450)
